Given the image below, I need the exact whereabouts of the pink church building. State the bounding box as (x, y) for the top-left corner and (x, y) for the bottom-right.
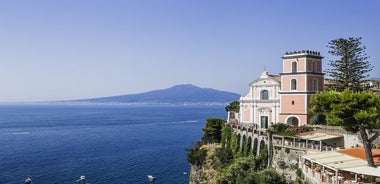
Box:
(237, 50), (324, 129)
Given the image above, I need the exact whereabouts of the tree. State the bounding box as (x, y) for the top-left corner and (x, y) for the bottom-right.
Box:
(202, 118), (226, 143)
(326, 37), (373, 92)
(253, 169), (287, 184)
(221, 125), (233, 149)
(186, 141), (208, 166)
(216, 157), (258, 184)
(309, 89), (380, 167)
(309, 112), (327, 125)
(214, 147), (234, 168)
(225, 101), (240, 112)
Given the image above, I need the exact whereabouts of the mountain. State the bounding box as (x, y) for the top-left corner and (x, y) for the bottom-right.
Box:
(74, 84), (240, 105)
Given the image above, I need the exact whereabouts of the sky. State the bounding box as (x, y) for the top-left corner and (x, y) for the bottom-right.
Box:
(0, 1), (379, 102)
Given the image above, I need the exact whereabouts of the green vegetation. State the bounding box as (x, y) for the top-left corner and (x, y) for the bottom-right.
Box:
(221, 125), (233, 148)
(189, 99), (318, 183)
(326, 37), (373, 92)
(215, 156), (286, 184)
(310, 89), (380, 167)
(229, 129), (240, 157)
(186, 141), (207, 167)
(293, 167), (305, 184)
(267, 123), (314, 137)
(310, 37), (380, 176)
(253, 169), (287, 184)
(186, 118), (226, 167)
(187, 116), (290, 184)
(202, 118), (226, 144)
(225, 101), (240, 112)
(213, 147), (234, 168)
(309, 112), (327, 125)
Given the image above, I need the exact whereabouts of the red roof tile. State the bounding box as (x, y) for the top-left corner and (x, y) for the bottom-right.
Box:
(338, 147), (380, 163)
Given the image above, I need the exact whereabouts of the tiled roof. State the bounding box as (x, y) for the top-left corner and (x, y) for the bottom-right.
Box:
(338, 147), (380, 164)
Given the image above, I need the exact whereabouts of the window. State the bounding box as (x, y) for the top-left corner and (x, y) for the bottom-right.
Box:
(313, 78), (318, 91)
(261, 90), (269, 100)
(291, 79), (297, 90)
(292, 62), (297, 73)
(312, 61), (317, 72)
(260, 116), (268, 129)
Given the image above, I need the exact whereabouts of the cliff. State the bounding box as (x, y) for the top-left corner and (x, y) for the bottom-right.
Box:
(187, 122), (295, 184)
(189, 144), (219, 184)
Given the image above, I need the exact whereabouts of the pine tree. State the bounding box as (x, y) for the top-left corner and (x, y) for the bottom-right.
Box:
(310, 89), (380, 167)
(326, 37), (373, 92)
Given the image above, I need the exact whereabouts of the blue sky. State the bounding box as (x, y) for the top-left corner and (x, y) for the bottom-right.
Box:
(0, 1), (379, 102)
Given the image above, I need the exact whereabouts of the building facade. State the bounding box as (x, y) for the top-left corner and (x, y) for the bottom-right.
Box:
(238, 50), (324, 128)
(239, 71), (281, 129)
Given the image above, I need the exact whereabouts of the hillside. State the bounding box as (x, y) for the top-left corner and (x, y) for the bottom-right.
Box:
(73, 84), (240, 105)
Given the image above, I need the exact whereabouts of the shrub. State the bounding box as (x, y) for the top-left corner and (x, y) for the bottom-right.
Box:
(202, 118), (226, 144)
(186, 141), (207, 166)
(214, 147), (234, 168)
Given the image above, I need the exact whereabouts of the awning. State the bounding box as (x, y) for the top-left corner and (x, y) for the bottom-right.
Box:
(345, 166), (380, 177)
(299, 133), (343, 141)
(303, 151), (380, 177)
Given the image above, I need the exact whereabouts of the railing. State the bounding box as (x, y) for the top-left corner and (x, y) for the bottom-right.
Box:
(232, 124), (337, 152)
(272, 137), (336, 152)
(232, 124), (267, 136)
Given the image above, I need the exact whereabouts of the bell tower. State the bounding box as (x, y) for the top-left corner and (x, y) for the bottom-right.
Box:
(279, 50), (324, 126)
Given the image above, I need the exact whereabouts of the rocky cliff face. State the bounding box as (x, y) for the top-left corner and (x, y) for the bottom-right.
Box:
(271, 147), (304, 181)
(189, 144), (219, 184)
(188, 144), (305, 184)
(189, 165), (205, 184)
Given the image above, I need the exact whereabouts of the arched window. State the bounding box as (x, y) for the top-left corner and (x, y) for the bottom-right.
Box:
(291, 79), (297, 90)
(261, 90), (269, 100)
(292, 62), (297, 73)
(312, 61), (317, 72)
(313, 78), (318, 91)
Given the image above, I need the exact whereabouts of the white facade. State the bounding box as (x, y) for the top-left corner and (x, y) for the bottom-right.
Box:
(239, 71), (281, 129)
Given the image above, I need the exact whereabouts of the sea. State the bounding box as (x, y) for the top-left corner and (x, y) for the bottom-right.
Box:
(0, 104), (226, 184)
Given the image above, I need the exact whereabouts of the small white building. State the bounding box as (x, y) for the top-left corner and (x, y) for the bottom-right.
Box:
(239, 71), (281, 129)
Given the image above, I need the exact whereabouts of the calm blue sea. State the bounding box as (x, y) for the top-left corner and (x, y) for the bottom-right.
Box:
(0, 104), (226, 184)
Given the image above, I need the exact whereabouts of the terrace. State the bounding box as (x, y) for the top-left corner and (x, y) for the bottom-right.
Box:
(301, 147), (380, 184)
(272, 132), (343, 152)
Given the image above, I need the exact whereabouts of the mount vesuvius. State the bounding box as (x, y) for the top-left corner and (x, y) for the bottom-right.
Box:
(72, 84), (240, 105)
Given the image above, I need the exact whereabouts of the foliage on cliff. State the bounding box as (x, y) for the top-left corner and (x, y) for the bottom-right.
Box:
(209, 125), (286, 184)
(188, 116), (297, 184)
(225, 101), (240, 112)
(202, 118), (226, 144)
(186, 141), (207, 167)
(187, 118), (226, 168)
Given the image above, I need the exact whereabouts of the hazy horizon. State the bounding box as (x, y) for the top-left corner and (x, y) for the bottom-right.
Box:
(1, 1), (379, 102)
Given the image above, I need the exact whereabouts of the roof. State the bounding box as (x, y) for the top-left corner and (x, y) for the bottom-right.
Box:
(248, 71), (280, 86)
(338, 147), (380, 164)
(268, 74), (281, 83)
(303, 148), (380, 177)
(299, 132), (343, 141)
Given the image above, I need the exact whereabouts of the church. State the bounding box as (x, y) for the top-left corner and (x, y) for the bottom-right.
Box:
(236, 50), (324, 129)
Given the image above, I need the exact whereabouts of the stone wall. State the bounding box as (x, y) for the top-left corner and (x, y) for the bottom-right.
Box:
(271, 146), (305, 181)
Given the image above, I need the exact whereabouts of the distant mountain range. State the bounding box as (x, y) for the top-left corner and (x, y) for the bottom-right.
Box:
(71, 84), (240, 105)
